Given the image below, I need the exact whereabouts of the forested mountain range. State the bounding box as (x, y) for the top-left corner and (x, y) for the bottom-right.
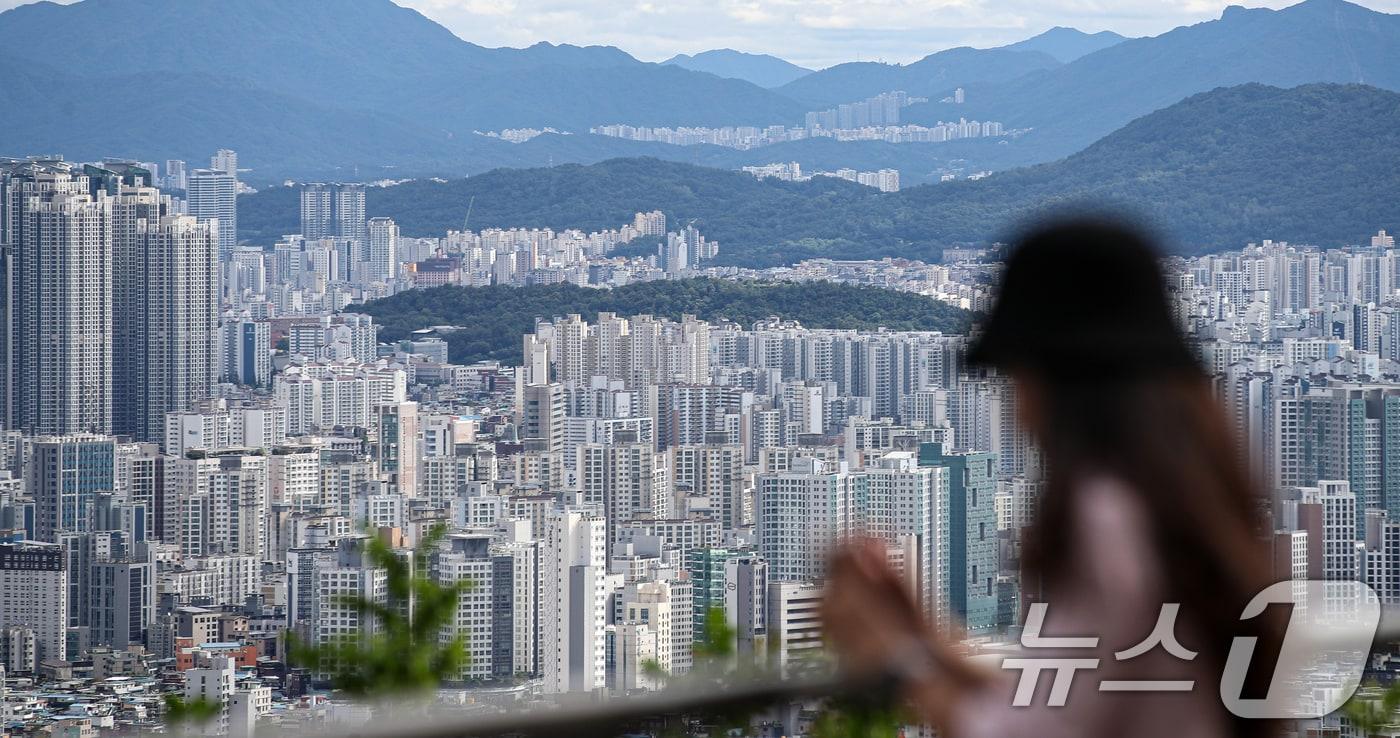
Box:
(7, 0), (1397, 180)
(239, 84), (1400, 265)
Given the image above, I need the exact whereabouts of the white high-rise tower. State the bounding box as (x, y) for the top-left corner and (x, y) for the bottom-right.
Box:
(188, 168), (237, 259)
(1, 160), (113, 435)
(211, 149), (238, 178)
(366, 216), (398, 283)
(541, 506), (608, 694)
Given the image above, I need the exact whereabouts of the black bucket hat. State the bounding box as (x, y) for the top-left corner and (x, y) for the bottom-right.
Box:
(966, 219), (1202, 381)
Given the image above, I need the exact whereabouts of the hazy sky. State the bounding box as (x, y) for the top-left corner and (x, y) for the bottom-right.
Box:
(4, 0), (1399, 68)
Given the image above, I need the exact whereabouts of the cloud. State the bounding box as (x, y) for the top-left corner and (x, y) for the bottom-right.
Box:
(725, 1), (776, 24)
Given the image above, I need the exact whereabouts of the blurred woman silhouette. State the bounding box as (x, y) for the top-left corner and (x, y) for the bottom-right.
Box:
(822, 220), (1279, 738)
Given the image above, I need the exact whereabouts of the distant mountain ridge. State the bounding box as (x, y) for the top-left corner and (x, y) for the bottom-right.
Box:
(904, 0), (1400, 160)
(662, 49), (813, 88)
(774, 46), (1061, 107)
(1000, 27), (1129, 62)
(5, 0), (1400, 179)
(0, 0), (808, 170)
(238, 83), (1400, 265)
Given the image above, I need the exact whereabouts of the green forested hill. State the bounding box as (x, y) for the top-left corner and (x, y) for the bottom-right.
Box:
(890, 82), (1400, 253)
(352, 279), (973, 365)
(241, 83), (1400, 265)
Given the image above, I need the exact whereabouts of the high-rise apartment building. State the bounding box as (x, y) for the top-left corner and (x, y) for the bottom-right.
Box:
(299, 184), (332, 240)
(1301, 480), (1360, 582)
(862, 451), (946, 622)
(671, 444), (749, 529)
(113, 194), (218, 441)
(110, 184), (162, 437)
(300, 183), (366, 245)
(632, 210), (665, 237)
(615, 578), (691, 679)
(334, 184), (367, 245)
(222, 319), (271, 387)
(541, 507), (607, 694)
(286, 314), (378, 363)
(578, 440), (669, 541)
(433, 535), (497, 681)
(517, 382), (566, 453)
(184, 654), (236, 734)
(686, 548), (767, 660)
(1274, 384), (1400, 532)
(187, 168), (237, 258)
(919, 446), (998, 633)
(165, 450), (270, 560)
(89, 559), (156, 650)
(275, 361), (406, 435)
(1, 161), (113, 435)
(3, 163), (215, 442)
(0, 543), (68, 663)
(365, 216), (398, 283)
(430, 533), (540, 681)
(163, 159), (187, 190)
(766, 581), (822, 676)
(490, 537), (539, 679)
(375, 401), (419, 498)
(29, 435), (117, 542)
(757, 456), (855, 582)
(210, 149), (238, 178)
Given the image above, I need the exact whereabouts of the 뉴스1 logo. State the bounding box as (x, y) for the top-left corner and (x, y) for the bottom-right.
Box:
(1000, 581), (1379, 719)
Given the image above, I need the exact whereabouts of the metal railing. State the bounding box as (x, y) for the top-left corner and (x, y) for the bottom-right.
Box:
(298, 610), (1400, 738)
(306, 671), (884, 738)
(323, 674), (890, 738)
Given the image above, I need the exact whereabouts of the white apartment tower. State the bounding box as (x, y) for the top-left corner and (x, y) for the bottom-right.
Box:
(2, 162), (112, 435)
(311, 538), (388, 648)
(578, 441), (670, 542)
(187, 168), (237, 259)
(0, 543), (69, 663)
(365, 216), (399, 283)
(335, 184), (368, 244)
(210, 149), (238, 178)
(757, 456), (855, 582)
(671, 444), (749, 529)
(166, 451), (270, 560)
(299, 184), (333, 241)
(434, 538), (497, 681)
(184, 654), (236, 735)
(1303, 480), (1360, 582)
(861, 451), (946, 621)
(541, 507), (608, 694)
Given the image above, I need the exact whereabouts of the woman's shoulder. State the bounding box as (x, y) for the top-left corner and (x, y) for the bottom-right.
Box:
(1067, 473), (1163, 598)
(1072, 473), (1151, 530)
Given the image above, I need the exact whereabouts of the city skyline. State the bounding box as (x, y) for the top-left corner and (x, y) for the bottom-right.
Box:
(3, 0), (1399, 68)
(0, 138), (1398, 735)
(2, 0), (1400, 731)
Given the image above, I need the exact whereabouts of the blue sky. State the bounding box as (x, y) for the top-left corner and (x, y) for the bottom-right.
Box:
(4, 0), (1398, 68)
